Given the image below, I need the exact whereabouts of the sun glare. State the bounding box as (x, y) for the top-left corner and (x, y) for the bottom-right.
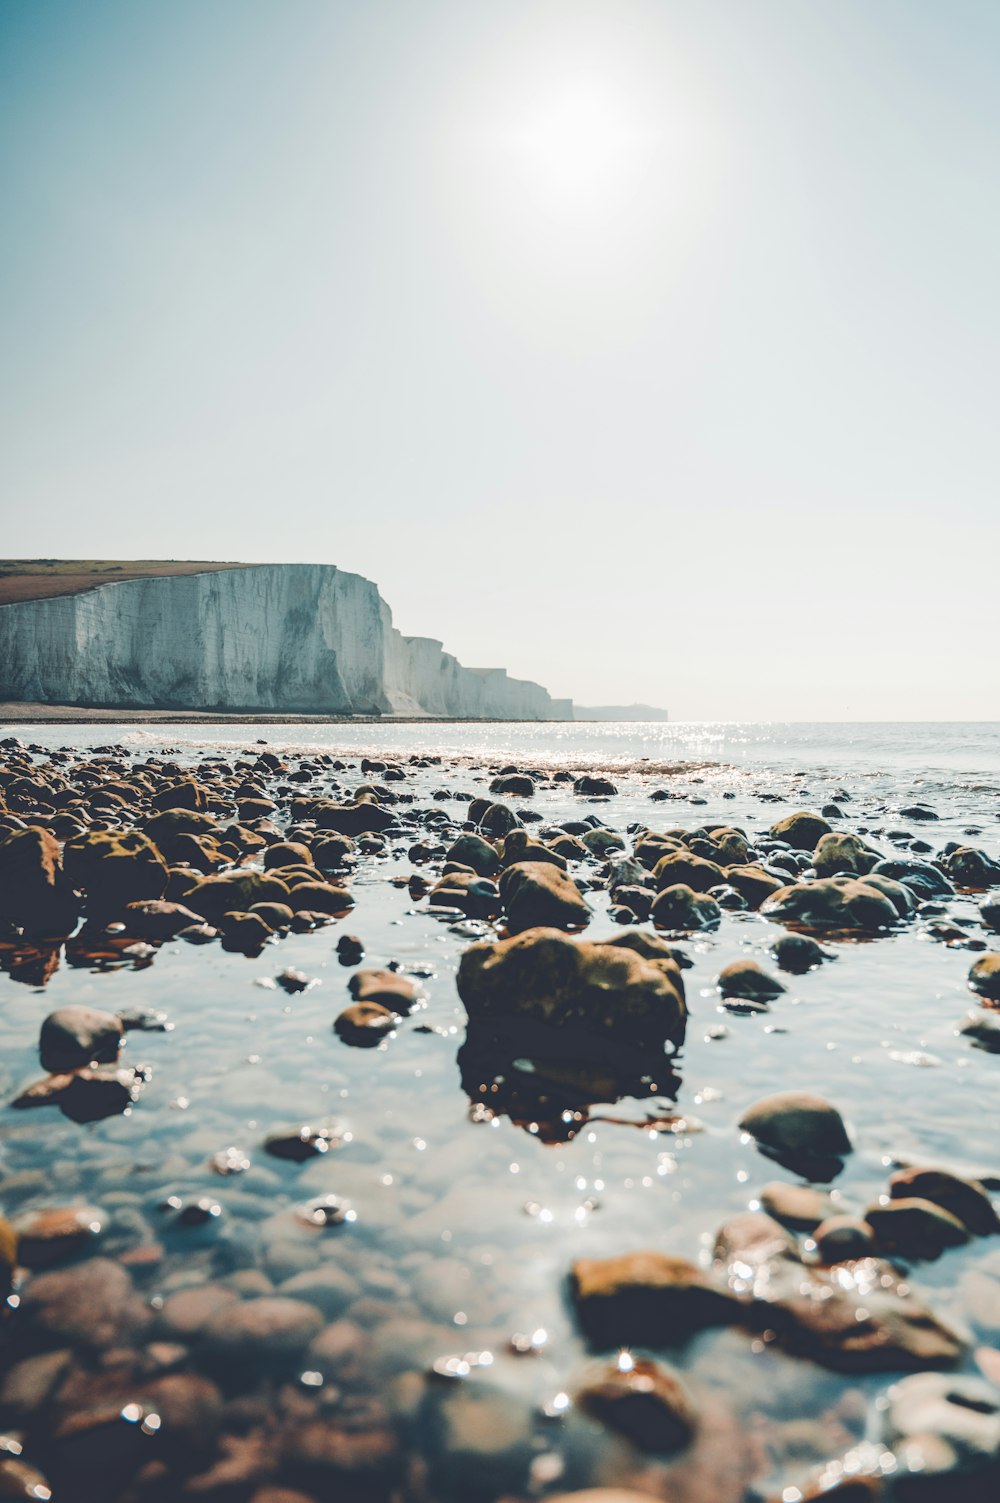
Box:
(507, 78), (654, 198)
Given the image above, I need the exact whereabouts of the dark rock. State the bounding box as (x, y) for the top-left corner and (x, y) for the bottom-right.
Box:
(761, 877), (899, 933)
(969, 954), (1000, 1002)
(0, 827), (80, 935)
(576, 1355), (698, 1454)
(888, 1167), (999, 1236)
(570, 1251), (743, 1346)
(768, 811), (833, 851)
(39, 1005), (123, 1072)
(498, 861), (590, 933)
(717, 960), (786, 1002)
(334, 1001), (398, 1046)
(650, 883), (722, 932)
(771, 933), (830, 973)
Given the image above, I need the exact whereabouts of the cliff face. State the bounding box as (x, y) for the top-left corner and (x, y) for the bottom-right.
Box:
(0, 564), (568, 718)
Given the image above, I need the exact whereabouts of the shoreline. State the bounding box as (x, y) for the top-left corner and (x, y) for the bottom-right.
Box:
(0, 704), (580, 726)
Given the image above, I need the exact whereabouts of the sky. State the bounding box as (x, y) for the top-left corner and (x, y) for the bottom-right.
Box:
(1, 0), (998, 720)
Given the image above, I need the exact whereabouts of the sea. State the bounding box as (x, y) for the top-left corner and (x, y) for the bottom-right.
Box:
(1, 719), (998, 1500)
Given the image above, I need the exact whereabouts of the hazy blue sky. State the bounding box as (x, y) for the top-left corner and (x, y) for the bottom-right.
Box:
(2, 0), (997, 719)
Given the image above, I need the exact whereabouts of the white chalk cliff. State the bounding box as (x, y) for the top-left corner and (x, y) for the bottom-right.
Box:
(0, 564), (572, 718)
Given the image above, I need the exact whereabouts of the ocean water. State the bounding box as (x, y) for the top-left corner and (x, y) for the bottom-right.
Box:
(1, 720), (999, 1501)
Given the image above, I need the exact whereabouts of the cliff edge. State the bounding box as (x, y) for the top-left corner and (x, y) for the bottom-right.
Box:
(0, 562), (570, 719)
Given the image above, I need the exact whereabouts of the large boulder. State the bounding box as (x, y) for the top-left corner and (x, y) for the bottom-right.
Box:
(457, 928), (686, 1051)
(761, 877), (899, 932)
(63, 830), (168, 916)
(0, 828), (80, 936)
(181, 871), (291, 922)
(768, 811), (832, 851)
(498, 862), (591, 933)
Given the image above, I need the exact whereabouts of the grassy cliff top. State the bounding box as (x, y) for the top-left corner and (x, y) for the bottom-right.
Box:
(0, 560), (250, 605)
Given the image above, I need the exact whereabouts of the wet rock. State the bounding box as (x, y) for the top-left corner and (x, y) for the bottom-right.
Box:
(182, 871), (291, 922)
(0, 827), (80, 935)
(18, 1256), (143, 1349)
(427, 871), (502, 918)
(581, 827), (625, 858)
(717, 960), (786, 1002)
(969, 954), (1000, 1002)
(251, 901), (295, 930)
(39, 1005), (124, 1072)
(121, 898), (205, 938)
(263, 1124), (344, 1161)
(312, 798), (395, 835)
(445, 833), (500, 877)
(872, 857), (954, 899)
(761, 877), (899, 933)
(500, 828), (568, 870)
(813, 1215), (878, 1263)
(651, 883), (722, 932)
(313, 832), (356, 870)
(336, 933), (364, 964)
(813, 833), (880, 877)
(570, 1251), (743, 1346)
(653, 851), (725, 892)
(944, 847), (1000, 890)
(576, 1355), (698, 1453)
(348, 968), (420, 1011)
(178, 921), (219, 944)
(490, 773), (535, 797)
(284, 1411), (400, 1490)
(866, 1198), (971, 1260)
(63, 829), (169, 916)
(981, 899), (1000, 933)
(13, 1065), (143, 1122)
(888, 1167), (999, 1236)
(771, 932), (831, 973)
(458, 927), (686, 1050)
(0, 1216), (15, 1297)
(11, 1204), (103, 1267)
(498, 861), (591, 933)
(473, 800), (521, 837)
(201, 1296), (323, 1362)
(575, 775), (618, 796)
(219, 910), (274, 951)
(758, 1182), (837, 1231)
(159, 1283), (240, 1339)
(740, 1091), (852, 1168)
(724, 864), (786, 909)
(334, 1001), (397, 1046)
(276, 966), (312, 993)
(768, 811), (833, 850)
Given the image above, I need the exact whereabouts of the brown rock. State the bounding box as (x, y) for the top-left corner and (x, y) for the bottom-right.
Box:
(334, 1001), (398, 1046)
(0, 827), (80, 935)
(576, 1355), (698, 1453)
(498, 861), (591, 933)
(570, 1250), (743, 1346)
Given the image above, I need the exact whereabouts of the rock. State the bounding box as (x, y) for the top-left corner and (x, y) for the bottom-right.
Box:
(283, 880), (353, 914)
(427, 871), (501, 918)
(313, 833), (356, 870)
(581, 827), (625, 857)
(11, 1205), (103, 1267)
(201, 1297), (323, 1361)
(457, 928), (686, 1051)
(0, 1216), (16, 1297)
(500, 828), (568, 870)
(858, 872), (917, 918)
(813, 833), (879, 877)
(758, 1182), (837, 1232)
(872, 857), (954, 899)
(18, 1257), (141, 1348)
(574, 775), (618, 796)
(650, 883), (722, 932)
(348, 969), (421, 1011)
(498, 861), (591, 933)
(160, 1283), (240, 1339)
(944, 847), (1000, 890)
(739, 1091), (852, 1165)
(39, 1006), (123, 1072)
(12, 1065), (142, 1122)
(445, 833), (500, 878)
(63, 829), (168, 915)
(813, 1215), (877, 1263)
(888, 1167), (999, 1236)
(334, 1001), (398, 1046)
(121, 898), (205, 938)
(865, 1198), (971, 1260)
(263, 1124), (344, 1161)
(312, 798), (396, 835)
(761, 877), (899, 933)
(982, 900), (1000, 933)
(570, 1251), (743, 1346)
(969, 954), (1000, 1002)
(219, 910), (274, 951)
(768, 811), (833, 851)
(723, 865), (786, 909)
(717, 960), (786, 1002)
(336, 933), (364, 964)
(0, 827), (80, 935)
(876, 1371), (1000, 1482)
(771, 933), (830, 973)
(263, 840), (314, 870)
(653, 851), (725, 892)
(714, 1213), (964, 1372)
(182, 871), (291, 922)
(576, 1355), (698, 1453)
(473, 800), (521, 837)
(490, 773), (535, 797)
(281, 1265), (362, 1318)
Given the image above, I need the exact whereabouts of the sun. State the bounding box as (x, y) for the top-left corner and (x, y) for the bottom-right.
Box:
(498, 74), (658, 207)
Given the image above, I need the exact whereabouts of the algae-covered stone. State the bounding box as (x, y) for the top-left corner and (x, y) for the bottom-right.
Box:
(0, 827), (80, 936)
(182, 871), (291, 922)
(63, 829), (168, 915)
(457, 927), (685, 1049)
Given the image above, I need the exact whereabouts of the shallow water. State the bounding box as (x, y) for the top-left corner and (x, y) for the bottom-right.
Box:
(1, 720), (999, 1501)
